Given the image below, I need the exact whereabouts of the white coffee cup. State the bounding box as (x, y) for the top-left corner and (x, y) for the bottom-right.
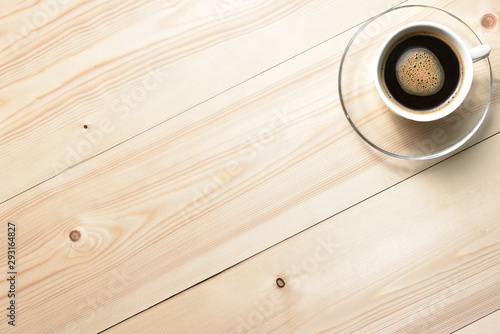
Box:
(374, 21), (491, 122)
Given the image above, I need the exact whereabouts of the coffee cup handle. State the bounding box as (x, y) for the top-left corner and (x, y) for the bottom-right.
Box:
(470, 44), (491, 63)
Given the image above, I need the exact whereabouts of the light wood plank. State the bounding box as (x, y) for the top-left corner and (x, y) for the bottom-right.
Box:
(106, 133), (500, 334)
(455, 310), (500, 334)
(0, 0), (498, 332)
(0, 0), (404, 203)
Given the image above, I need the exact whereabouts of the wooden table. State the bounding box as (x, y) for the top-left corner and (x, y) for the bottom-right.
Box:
(1, 0), (499, 333)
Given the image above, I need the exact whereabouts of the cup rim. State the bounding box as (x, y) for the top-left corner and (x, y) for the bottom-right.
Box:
(374, 21), (473, 122)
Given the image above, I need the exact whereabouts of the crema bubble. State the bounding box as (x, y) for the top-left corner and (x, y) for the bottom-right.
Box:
(395, 47), (445, 96)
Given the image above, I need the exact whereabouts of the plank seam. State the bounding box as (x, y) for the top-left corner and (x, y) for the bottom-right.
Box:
(99, 130), (500, 333)
(0, 0), (408, 206)
(450, 307), (500, 333)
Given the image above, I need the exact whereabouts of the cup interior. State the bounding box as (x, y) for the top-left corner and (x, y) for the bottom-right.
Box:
(374, 21), (473, 122)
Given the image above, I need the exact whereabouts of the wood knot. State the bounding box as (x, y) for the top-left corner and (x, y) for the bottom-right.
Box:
(69, 230), (81, 242)
(276, 277), (286, 288)
(481, 14), (497, 29)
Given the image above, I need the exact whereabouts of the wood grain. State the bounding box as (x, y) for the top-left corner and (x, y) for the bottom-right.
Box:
(106, 133), (500, 334)
(0, 0), (498, 333)
(0, 0), (405, 204)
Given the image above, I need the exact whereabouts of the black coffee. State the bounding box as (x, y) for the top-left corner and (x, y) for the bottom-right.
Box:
(381, 32), (462, 113)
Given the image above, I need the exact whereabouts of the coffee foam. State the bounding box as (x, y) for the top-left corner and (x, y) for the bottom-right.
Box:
(395, 47), (445, 96)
